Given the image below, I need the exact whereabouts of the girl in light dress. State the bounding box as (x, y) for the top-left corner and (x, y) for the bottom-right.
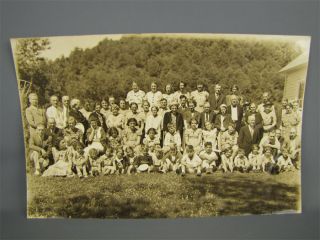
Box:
(99, 147), (116, 175)
(145, 106), (162, 140)
(143, 128), (160, 153)
(72, 142), (89, 178)
(202, 121), (218, 151)
(122, 118), (141, 153)
(108, 127), (122, 150)
(220, 147), (234, 173)
(184, 118), (203, 153)
(163, 123), (182, 153)
(248, 144), (262, 171)
(42, 139), (74, 177)
(84, 117), (106, 155)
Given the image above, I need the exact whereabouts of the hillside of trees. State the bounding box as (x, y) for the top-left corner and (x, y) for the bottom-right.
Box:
(16, 36), (302, 106)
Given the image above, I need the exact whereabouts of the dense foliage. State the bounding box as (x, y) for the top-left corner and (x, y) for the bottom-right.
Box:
(16, 36), (301, 106)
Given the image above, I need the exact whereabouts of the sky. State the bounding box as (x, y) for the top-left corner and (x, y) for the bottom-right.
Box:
(11, 33), (311, 61)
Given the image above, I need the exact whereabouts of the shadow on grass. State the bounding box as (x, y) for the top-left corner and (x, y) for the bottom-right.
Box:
(30, 193), (168, 218)
(185, 175), (300, 216)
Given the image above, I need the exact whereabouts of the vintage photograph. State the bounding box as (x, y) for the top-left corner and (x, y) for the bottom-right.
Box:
(11, 33), (310, 218)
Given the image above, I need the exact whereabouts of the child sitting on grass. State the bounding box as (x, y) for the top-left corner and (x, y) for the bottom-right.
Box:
(184, 119), (203, 154)
(150, 145), (166, 173)
(133, 145), (154, 173)
(143, 128), (160, 153)
(199, 142), (218, 174)
(113, 148), (129, 174)
(87, 148), (102, 176)
(248, 144), (261, 171)
(233, 148), (250, 173)
(99, 147), (116, 175)
(277, 148), (294, 172)
(125, 146), (136, 175)
(180, 145), (202, 177)
(163, 123), (182, 153)
(220, 147), (234, 173)
(163, 144), (182, 173)
(261, 146), (277, 173)
(72, 142), (88, 178)
(108, 127), (122, 150)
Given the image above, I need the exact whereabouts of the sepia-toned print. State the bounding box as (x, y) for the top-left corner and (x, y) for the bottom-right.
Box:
(11, 33), (310, 218)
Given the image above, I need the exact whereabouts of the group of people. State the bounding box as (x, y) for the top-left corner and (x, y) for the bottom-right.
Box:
(25, 81), (302, 177)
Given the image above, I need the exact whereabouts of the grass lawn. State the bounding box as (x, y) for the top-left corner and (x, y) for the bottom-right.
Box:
(27, 170), (301, 218)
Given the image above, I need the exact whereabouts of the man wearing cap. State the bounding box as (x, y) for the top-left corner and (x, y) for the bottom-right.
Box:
(25, 93), (46, 134)
(238, 115), (262, 156)
(214, 104), (232, 133)
(199, 102), (216, 129)
(226, 95), (243, 132)
(191, 83), (209, 112)
(163, 101), (184, 140)
(208, 84), (226, 114)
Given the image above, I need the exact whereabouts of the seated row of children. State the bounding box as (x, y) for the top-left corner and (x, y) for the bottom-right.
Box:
(42, 134), (294, 178)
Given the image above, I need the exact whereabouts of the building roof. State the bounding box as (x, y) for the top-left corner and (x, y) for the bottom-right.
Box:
(279, 52), (309, 73)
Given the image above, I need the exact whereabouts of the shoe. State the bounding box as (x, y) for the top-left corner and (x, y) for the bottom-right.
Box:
(181, 172), (185, 177)
(34, 170), (41, 176)
(197, 172), (201, 177)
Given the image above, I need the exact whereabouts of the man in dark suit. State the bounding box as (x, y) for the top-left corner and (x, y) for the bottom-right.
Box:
(183, 99), (201, 129)
(208, 84), (226, 113)
(199, 102), (216, 129)
(238, 115), (262, 156)
(69, 99), (89, 132)
(44, 117), (64, 165)
(163, 101), (184, 139)
(226, 95), (243, 132)
(214, 104), (232, 132)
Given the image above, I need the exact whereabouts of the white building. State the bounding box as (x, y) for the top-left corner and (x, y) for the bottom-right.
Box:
(279, 53), (309, 106)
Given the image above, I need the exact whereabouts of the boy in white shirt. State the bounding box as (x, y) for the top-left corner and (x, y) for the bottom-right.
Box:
(181, 145), (202, 176)
(248, 144), (262, 171)
(199, 142), (218, 173)
(277, 148), (294, 172)
(234, 148), (250, 172)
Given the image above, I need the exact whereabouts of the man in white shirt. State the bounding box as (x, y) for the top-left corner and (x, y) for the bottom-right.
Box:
(46, 95), (64, 129)
(145, 82), (162, 107)
(61, 95), (70, 128)
(191, 83), (209, 113)
(126, 81), (145, 108)
(259, 131), (280, 156)
(226, 95), (243, 132)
